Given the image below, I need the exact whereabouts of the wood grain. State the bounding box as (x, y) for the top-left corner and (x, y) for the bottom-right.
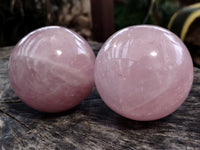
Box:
(0, 42), (200, 150)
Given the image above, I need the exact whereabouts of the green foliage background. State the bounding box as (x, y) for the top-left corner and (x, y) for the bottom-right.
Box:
(114, 0), (180, 30)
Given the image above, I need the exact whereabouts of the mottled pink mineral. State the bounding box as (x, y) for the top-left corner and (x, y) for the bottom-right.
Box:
(95, 25), (193, 121)
(9, 26), (95, 113)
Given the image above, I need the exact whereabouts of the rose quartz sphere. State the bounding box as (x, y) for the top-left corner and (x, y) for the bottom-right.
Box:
(9, 26), (95, 113)
(95, 25), (193, 121)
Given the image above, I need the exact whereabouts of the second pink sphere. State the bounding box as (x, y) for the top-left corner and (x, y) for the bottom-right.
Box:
(95, 25), (193, 121)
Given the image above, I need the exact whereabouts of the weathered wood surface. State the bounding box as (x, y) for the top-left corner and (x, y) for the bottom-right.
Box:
(0, 42), (200, 150)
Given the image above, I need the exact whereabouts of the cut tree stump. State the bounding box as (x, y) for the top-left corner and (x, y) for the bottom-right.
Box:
(0, 42), (200, 150)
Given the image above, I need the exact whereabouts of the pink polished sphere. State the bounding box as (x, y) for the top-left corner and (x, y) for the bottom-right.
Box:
(9, 26), (95, 113)
(95, 25), (193, 121)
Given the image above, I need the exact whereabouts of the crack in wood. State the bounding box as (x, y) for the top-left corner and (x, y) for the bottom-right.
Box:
(0, 109), (31, 130)
(10, 128), (25, 147)
(25, 129), (46, 142)
(0, 109), (47, 143)
(0, 100), (22, 104)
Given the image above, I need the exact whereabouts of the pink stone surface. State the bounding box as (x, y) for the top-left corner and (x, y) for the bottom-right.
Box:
(95, 25), (194, 121)
(9, 26), (95, 113)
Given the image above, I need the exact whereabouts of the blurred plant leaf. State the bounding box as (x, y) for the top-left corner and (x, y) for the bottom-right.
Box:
(114, 0), (180, 30)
